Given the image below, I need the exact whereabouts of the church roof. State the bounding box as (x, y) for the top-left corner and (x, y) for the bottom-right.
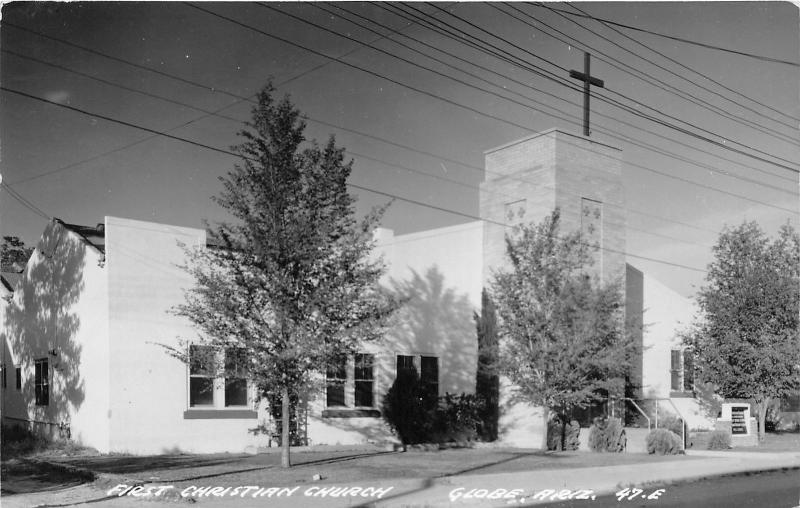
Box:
(58, 220), (105, 253)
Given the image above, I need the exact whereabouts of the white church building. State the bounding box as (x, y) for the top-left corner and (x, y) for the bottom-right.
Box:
(1, 129), (713, 454)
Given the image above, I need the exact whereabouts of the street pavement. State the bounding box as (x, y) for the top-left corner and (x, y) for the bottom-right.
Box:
(2, 450), (799, 508)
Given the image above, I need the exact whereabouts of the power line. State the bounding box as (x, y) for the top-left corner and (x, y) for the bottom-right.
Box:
(526, 2), (798, 134)
(375, 3), (799, 182)
(538, 4), (800, 68)
(1, 183), (51, 220)
(6, 11), (797, 214)
(9, 5), (794, 191)
(560, 2), (800, 126)
(4, 45), (723, 238)
(428, 2), (800, 171)
(316, 3), (799, 187)
(1, 85), (711, 274)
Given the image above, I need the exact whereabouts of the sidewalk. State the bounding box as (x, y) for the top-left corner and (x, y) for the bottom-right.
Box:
(3, 450), (799, 508)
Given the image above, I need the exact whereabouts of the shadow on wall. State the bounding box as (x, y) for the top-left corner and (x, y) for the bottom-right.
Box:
(388, 266), (477, 396)
(321, 266), (478, 440)
(2, 224), (86, 436)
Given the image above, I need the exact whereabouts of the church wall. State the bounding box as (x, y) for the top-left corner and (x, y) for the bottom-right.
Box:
(639, 271), (714, 429)
(0, 221), (110, 452)
(106, 217), (268, 454)
(306, 222), (482, 445)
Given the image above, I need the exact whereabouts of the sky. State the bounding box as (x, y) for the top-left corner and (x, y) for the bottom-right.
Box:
(1, 1), (798, 299)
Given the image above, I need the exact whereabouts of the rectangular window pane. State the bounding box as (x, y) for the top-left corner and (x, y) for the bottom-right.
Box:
(15, 367), (21, 390)
(355, 354), (374, 407)
(421, 356), (439, 402)
(225, 378), (248, 407)
(326, 356), (347, 407)
(397, 355), (415, 374)
(190, 345), (215, 375)
(683, 351), (694, 391)
(35, 359), (48, 406)
(225, 347), (247, 377)
(190, 377), (214, 406)
(355, 354), (373, 380)
(670, 350), (681, 391)
(355, 380), (373, 407)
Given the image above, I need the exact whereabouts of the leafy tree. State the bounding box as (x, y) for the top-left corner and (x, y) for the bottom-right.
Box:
(172, 83), (396, 467)
(683, 221), (800, 441)
(1, 236), (33, 272)
(490, 210), (632, 449)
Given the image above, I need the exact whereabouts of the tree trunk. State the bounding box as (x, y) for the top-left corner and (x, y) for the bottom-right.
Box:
(281, 385), (291, 468)
(754, 397), (770, 443)
(541, 406), (549, 450)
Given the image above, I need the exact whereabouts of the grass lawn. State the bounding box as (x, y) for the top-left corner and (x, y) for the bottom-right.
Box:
(721, 431), (800, 453)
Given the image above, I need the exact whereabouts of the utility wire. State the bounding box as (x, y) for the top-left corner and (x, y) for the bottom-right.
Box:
(427, 2), (800, 171)
(1, 85), (710, 274)
(559, 2), (800, 126)
(4, 17), (415, 187)
(385, 3), (799, 180)
(538, 4), (800, 69)
(526, 2), (798, 135)
(317, 3), (799, 187)
(1, 183), (51, 220)
(8, 6), (793, 188)
(4, 46), (723, 237)
(5, 12), (797, 212)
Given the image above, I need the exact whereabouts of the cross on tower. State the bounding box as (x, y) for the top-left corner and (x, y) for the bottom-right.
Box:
(569, 52), (604, 137)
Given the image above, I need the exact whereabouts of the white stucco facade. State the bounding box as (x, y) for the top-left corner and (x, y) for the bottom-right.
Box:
(1, 129), (714, 453)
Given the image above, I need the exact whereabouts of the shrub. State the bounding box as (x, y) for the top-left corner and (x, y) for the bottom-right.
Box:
(432, 393), (484, 443)
(381, 368), (432, 446)
(646, 428), (682, 455)
(588, 417), (626, 452)
(707, 430), (732, 450)
(657, 414), (686, 438)
(547, 418), (580, 451)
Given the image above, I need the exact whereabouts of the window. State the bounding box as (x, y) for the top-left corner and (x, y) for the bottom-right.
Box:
(670, 348), (694, 393)
(325, 353), (376, 409)
(504, 200), (527, 225)
(354, 354), (374, 408)
(224, 348), (248, 407)
(421, 356), (439, 402)
(326, 357), (347, 407)
(189, 345), (215, 407)
(35, 358), (49, 406)
(580, 198), (603, 249)
(15, 366), (21, 390)
(188, 345), (249, 408)
(395, 354), (440, 405)
(397, 355), (415, 375)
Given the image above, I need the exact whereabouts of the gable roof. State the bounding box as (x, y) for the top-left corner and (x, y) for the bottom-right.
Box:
(57, 220), (105, 253)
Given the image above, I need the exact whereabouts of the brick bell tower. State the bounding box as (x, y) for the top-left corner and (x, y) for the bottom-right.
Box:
(480, 128), (626, 287)
(479, 128), (628, 447)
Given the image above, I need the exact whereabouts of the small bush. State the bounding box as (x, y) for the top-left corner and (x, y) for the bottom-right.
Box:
(658, 414), (686, 438)
(707, 430), (732, 450)
(547, 418), (581, 451)
(431, 393), (484, 443)
(588, 417), (626, 453)
(646, 428), (682, 455)
(381, 369), (432, 446)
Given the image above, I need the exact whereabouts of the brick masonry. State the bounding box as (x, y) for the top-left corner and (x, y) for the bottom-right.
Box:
(481, 129), (626, 286)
